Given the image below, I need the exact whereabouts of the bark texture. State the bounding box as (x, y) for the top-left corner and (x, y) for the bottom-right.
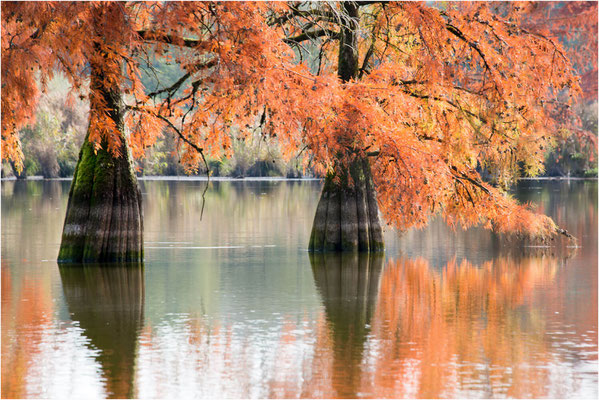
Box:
(337, 1), (359, 82)
(58, 72), (143, 263)
(309, 158), (384, 252)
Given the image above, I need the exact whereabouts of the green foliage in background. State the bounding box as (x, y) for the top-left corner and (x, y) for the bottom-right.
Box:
(2, 75), (88, 178)
(3, 66), (595, 180)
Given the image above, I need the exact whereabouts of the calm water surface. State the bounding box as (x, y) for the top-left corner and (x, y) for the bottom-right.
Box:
(1, 179), (597, 398)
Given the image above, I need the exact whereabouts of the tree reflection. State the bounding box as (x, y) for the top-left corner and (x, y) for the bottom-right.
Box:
(110, 254), (588, 398)
(1, 261), (54, 399)
(2, 180), (595, 398)
(363, 255), (565, 398)
(309, 252), (384, 398)
(59, 263), (145, 399)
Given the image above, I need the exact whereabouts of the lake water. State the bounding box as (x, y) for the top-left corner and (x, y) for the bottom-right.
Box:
(1, 178), (597, 398)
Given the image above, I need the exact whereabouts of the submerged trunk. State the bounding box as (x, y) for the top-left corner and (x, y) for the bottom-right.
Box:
(58, 71), (143, 263)
(309, 158), (384, 252)
(57, 134), (143, 262)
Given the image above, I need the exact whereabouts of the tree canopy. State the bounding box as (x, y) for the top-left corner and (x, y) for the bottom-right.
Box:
(2, 1), (596, 241)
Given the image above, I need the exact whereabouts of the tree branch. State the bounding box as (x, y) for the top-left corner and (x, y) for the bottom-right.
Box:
(147, 72), (191, 98)
(445, 23), (493, 73)
(356, 1), (387, 6)
(269, 6), (339, 26)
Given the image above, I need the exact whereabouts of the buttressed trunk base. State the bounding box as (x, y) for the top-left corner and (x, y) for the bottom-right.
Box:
(309, 158), (384, 252)
(57, 135), (143, 263)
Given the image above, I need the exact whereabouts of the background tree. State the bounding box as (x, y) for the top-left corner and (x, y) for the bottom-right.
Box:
(264, 1), (587, 250)
(7, 75), (88, 179)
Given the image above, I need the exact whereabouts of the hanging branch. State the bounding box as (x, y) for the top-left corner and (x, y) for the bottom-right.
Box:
(127, 105), (211, 219)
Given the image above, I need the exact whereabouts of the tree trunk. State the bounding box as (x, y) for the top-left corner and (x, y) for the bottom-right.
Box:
(309, 158), (384, 252)
(309, 2), (384, 252)
(337, 1), (359, 82)
(58, 71), (143, 263)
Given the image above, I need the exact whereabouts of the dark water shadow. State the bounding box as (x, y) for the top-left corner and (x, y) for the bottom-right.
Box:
(58, 263), (144, 399)
(309, 252), (384, 398)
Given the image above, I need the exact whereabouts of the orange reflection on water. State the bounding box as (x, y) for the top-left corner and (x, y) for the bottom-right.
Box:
(1, 262), (54, 399)
(362, 256), (573, 398)
(130, 253), (595, 399)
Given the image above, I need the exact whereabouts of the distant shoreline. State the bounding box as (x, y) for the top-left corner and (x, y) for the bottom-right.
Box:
(1, 175), (597, 182)
(518, 177), (598, 181)
(0, 175), (322, 182)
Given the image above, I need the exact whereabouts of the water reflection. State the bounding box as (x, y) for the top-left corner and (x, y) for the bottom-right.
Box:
(363, 255), (594, 398)
(59, 264), (145, 399)
(1, 179), (596, 398)
(310, 253), (384, 398)
(1, 260), (54, 398)
(140, 180), (321, 251)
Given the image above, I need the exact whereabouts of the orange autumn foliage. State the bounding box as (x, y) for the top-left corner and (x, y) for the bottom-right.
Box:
(1, 2), (592, 240)
(2, 1), (151, 160)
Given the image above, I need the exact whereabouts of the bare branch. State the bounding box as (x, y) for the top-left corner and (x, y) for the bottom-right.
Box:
(147, 72), (191, 99)
(445, 23), (493, 73)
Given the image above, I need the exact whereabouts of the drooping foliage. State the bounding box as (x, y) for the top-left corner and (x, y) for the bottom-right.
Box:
(264, 2), (591, 242)
(2, 1), (594, 242)
(2, 2), (145, 160)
